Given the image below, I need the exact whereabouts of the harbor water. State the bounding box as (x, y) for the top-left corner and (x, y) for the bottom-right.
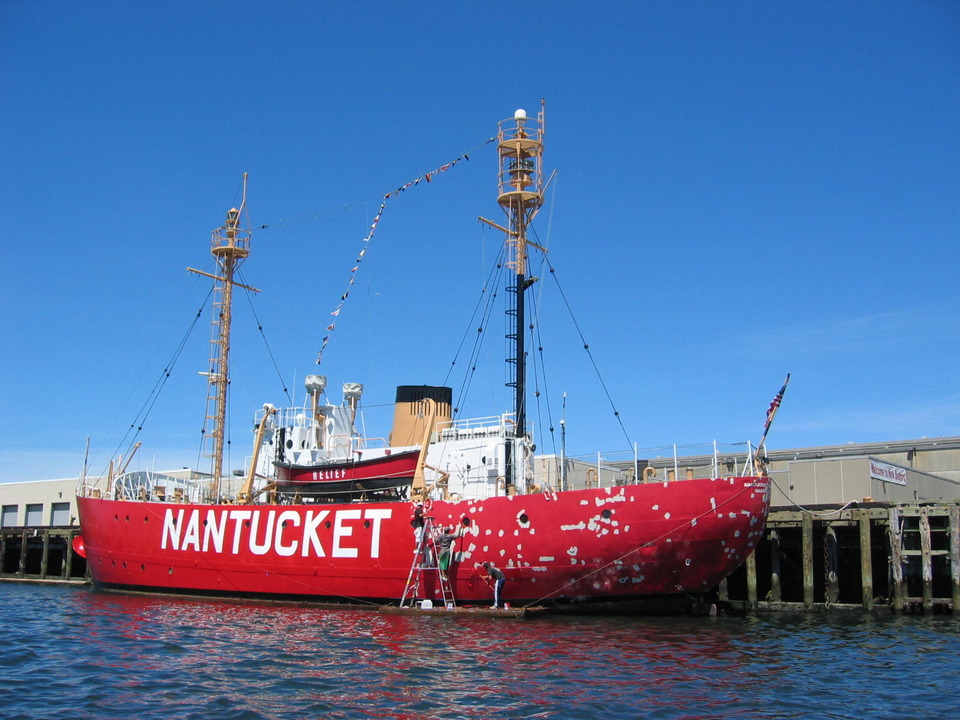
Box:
(1, 584), (958, 719)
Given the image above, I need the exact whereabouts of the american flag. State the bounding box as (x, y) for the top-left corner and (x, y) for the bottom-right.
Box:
(764, 374), (791, 430)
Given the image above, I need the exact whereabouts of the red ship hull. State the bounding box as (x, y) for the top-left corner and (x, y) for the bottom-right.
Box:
(76, 475), (769, 609)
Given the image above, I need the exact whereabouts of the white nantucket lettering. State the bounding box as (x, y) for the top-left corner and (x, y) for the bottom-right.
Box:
(333, 509), (361, 558)
(182, 510), (201, 551)
(203, 510), (226, 553)
(159, 507), (394, 559)
(161, 508), (185, 550)
(364, 508), (391, 558)
(302, 510), (330, 557)
(249, 510), (276, 556)
(229, 509), (253, 554)
(275, 509), (301, 557)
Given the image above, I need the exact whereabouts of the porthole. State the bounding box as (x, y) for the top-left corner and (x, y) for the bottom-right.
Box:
(601, 509), (612, 519)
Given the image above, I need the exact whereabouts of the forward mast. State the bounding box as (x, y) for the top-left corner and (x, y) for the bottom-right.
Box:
(481, 105), (546, 493)
(188, 173), (257, 500)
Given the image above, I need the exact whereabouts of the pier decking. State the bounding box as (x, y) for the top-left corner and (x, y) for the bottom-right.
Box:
(718, 501), (960, 614)
(0, 527), (87, 584)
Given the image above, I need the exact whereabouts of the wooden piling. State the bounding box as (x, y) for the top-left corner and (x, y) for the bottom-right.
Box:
(717, 577), (729, 603)
(40, 531), (50, 578)
(18, 530), (28, 576)
(802, 513), (814, 608)
(769, 530), (781, 603)
(858, 509), (873, 611)
(889, 508), (904, 613)
(825, 525), (839, 605)
(950, 506), (960, 613)
(920, 509), (933, 613)
(746, 549), (757, 608)
(65, 529), (75, 579)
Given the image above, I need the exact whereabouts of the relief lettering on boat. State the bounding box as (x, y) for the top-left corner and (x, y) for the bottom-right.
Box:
(160, 507), (393, 558)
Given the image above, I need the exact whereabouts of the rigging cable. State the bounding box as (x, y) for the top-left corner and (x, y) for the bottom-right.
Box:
(528, 170), (560, 458)
(443, 236), (509, 419)
(543, 255), (634, 450)
(104, 286), (214, 476)
(237, 267), (293, 406)
(526, 227), (558, 458)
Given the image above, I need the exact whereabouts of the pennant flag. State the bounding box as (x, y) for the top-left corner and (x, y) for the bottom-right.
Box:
(314, 136), (496, 366)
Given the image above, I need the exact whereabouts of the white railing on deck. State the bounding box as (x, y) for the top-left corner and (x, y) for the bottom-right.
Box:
(537, 440), (758, 492)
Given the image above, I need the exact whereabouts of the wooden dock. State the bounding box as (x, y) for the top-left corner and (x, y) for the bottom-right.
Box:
(717, 501), (960, 614)
(378, 603), (546, 619)
(0, 527), (88, 584)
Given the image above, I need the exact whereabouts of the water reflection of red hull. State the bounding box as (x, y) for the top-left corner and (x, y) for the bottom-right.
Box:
(76, 475), (768, 609)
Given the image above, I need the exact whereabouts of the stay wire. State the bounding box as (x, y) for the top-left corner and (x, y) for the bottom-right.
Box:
(543, 254), (633, 450)
(443, 238), (509, 419)
(237, 267), (293, 406)
(526, 243), (558, 458)
(523, 283), (549, 456)
(104, 287), (214, 475)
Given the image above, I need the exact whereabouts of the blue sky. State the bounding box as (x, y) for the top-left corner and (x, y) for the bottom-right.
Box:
(2, 1), (959, 482)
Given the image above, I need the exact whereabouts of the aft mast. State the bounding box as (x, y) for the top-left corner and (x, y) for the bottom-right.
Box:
(489, 105), (546, 493)
(189, 174), (256, 501)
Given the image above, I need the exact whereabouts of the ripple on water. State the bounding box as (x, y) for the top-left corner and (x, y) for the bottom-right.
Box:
(2, 585), (960, 719)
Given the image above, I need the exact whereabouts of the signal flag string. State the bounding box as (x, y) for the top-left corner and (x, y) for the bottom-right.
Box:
(315, 136), (496, 366)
